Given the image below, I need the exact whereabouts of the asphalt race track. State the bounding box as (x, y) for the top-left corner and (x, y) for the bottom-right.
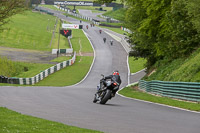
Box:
(0, 8), (200, 133)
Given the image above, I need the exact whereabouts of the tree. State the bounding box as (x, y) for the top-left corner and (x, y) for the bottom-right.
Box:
(124, 0), (200, 70)
(186, 0), (200, 33)
(0, 0), (27, 30)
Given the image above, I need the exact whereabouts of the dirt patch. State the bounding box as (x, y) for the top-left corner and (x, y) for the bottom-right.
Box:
(76, 52), (94, 56)
(0, 46), (94, 64)
(0, 46), (57, 64)
(131, 85), (144, 92)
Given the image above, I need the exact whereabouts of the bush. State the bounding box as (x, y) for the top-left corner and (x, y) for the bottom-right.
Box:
(0, 56), (25, 77)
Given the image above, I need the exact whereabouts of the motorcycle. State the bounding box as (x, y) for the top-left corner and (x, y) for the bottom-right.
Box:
(93, 74), (119, 104)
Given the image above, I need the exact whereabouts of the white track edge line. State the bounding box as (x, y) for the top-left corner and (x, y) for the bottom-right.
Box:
(67, 29), (96, 87)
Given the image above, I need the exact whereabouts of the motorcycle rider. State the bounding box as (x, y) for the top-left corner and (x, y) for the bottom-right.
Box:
(97, 70), (121, 97)
(110, 39), (113, 45)
(103, 37), (106, 43)
(99, 29), (102, 34)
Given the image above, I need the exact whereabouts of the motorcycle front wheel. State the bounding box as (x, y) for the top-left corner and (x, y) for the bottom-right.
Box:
(93, 94), (98, 103)
(100, 90), (112, 104)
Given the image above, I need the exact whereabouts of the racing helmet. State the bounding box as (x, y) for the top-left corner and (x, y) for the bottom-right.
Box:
(113, 70), (119, 75)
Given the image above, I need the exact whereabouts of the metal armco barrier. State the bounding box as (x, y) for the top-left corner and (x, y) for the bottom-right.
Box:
(139, 80), (200, 102)
(54, 5), (100, 25)
(121, 27), (132, 34)
(6, 52), (76, 85)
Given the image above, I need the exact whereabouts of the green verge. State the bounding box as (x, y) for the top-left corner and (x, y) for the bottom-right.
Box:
(35, 56), (93, 86)
(52, 19), (70, 49)
(128, 57), (146, 73)
(70, 29), (93, 53)
(119, 86), (200, 111)
(0, 107), (102, 133)
(39, 5), (65, 12)
(0, 11), (56, 51)
(145, 47), (200, 82)
(0, 7), (97, 133)
(100, 22), (123, 27)
(0, 56), (52, 78)
(98, 26), (125, 35)
(50, 56), (71, 63)
(0, 10), (69, 51)
(0, 28), (93, 87)
(65, 14), (91, 23)
(102, 8), (126, 22)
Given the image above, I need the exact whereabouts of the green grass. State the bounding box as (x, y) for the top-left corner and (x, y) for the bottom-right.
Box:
(129, 57), (146, 73)
(52, 19), (70, 49)
(119, 86), (200, 111)
(39, 5), (65, 12)
(0, 107), (102, 133)
(50, 56), (71, 62)
(98, 25), (125, 34)
(0, 56), (52, 78)
(35, 56), (93, 86)
(15, 63), (53, 78)
(66, 14), (91, 23)
(103, 8), (126, 22)
(0, 10), (69, 51)
(100, 22), (123, 27)
(0, 23), (93, 87)
(0, 11), (57, 51)
(70, 29), (93, 53)
(145, 48), (200, 82)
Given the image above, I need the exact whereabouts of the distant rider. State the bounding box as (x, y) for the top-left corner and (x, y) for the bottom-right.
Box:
(110, 39), (113, 45)
(103, 37), (106, 43)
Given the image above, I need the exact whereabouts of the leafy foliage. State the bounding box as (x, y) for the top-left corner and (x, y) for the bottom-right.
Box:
(0, 0), (27, 30)
(124, 0), (200, 71)
(0, 56), (27, 77)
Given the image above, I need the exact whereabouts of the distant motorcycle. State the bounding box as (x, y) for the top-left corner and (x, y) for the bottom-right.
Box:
(93, 74), (119, 104)
(103, 37), (106, 43)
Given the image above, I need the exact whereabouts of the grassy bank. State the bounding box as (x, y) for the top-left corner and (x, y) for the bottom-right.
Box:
(0, 56), (52, 78)
(102, 8), (126, 22)
(144, 48), (200, 82)
(0, 28), (93, 86)
(36, 56), (93, 86)
(119, 44), (200, 111)
(119, 86), (200, 111)
(0, 11), (55, 51)
(129, 57), (146, 73)
(0, 107), (102, 133)
(70, 29), (93, 53)
(0, 10), (69, 51)
(99, 26), (125, 35)
(100, 22), (123, 27)
(52, 19), (70, 49)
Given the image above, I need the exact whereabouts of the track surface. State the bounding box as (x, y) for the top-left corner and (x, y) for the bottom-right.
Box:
(0, 8), (200, 133)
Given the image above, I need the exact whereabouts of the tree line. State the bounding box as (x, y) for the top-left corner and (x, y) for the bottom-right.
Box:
(97, 0), (200, 70)
(1, 0), (200, 71)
